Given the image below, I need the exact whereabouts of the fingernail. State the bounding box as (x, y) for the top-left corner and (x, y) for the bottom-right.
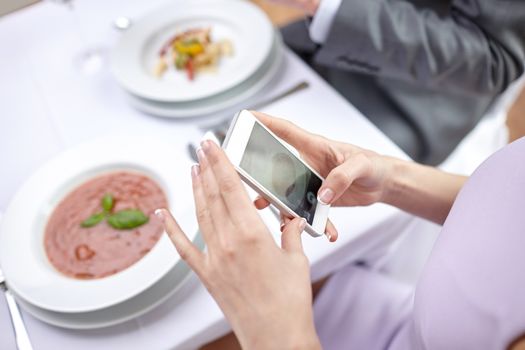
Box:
(318, 188), (334, 205)
(196, 147), (206, 162)
(201, 139), (211, 152)
(280, 218), (285, 232)
(154, 208), (164, 221)
(191, 164), (200, 178)
(299, 218), (307, 232)
(325, 232), (332, 241)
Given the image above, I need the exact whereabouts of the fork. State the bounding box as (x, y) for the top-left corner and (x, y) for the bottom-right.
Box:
(187, 80), (310, 162)
(0, 268), (33, 350)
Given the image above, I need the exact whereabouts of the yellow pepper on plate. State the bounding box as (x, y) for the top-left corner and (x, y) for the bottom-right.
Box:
(174, 40), (204, 56)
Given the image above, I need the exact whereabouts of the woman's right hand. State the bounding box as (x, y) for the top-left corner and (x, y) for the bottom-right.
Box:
(254, 111), (467, 227)
(253, 111), (394, 208)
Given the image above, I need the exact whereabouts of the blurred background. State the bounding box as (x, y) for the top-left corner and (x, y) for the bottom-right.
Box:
(0, 0), (304, 23)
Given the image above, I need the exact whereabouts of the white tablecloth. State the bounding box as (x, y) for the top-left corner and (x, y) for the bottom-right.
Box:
(0, 1), (411, 349)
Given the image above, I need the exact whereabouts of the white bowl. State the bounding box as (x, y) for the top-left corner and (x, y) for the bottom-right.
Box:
(0, 136), (198, 313)
(13, 233), (204, 329)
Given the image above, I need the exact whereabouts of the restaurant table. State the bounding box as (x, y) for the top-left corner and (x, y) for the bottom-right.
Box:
(0, 0), (412, 349)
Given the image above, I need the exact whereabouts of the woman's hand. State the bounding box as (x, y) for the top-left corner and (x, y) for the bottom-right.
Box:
(254, 112), (467, 226)
(156, 140), (321, 350)
(252, 111), (393, 212)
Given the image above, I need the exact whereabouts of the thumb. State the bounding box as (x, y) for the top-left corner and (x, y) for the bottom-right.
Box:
(317, 156), (369, 205)
(281, 217), (307, 253)
(253, 195), (270, 210)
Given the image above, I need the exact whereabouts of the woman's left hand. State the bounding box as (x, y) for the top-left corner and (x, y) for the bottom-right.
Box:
(156, 140), (321, 350)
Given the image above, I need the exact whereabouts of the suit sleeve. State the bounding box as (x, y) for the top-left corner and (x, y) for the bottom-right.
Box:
(315, 0), (525, 95)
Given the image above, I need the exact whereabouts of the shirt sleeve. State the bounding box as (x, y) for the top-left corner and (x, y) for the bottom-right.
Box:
(309, 0), (342, 44)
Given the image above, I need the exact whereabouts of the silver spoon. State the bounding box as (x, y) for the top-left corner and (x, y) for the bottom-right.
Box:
(0, 268), (33, 350)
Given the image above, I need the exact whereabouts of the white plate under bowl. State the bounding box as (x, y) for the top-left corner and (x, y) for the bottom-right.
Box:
(111, 0), (274, 102)
(0, 136), (198, 313)
(126, 31), (283, 118)
(13, 233), (205, 330)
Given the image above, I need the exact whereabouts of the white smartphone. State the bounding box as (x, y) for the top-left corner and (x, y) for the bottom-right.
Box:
(222, 110), (329, 237)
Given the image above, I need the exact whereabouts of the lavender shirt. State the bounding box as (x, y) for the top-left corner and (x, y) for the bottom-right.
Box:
(314, 137), (525, 349)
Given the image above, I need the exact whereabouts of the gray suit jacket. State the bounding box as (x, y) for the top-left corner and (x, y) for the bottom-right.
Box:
(282, 0), (525, 164)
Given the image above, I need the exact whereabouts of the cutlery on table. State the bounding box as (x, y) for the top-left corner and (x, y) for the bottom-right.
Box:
(0, 267), (33, 350)
(187, 80), (310, 162)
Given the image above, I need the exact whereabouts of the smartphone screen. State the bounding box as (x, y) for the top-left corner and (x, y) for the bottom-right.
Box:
(239, 122), (322, 225)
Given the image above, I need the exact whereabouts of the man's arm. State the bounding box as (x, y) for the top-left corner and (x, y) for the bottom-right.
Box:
(315, 0), (525, 95)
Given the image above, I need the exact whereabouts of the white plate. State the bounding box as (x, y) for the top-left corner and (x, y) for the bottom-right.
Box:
(126, 31), (283, 118)
(13, 234), (205, 329)
(111, 0), (274, 102)
(0, 136), (198, 313)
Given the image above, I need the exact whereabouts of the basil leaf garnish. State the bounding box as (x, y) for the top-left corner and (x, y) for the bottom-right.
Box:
(80, 213), (105, 228)
(107, 209), (149, 230)
(101, 194), (114, 213)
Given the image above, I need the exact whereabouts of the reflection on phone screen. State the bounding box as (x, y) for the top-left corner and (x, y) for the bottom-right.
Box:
(240, 123), (322, 224)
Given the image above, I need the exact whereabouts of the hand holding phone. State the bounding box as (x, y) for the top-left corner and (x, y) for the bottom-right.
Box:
(223, 110), (330, 237)
(156, 139), (320, 349)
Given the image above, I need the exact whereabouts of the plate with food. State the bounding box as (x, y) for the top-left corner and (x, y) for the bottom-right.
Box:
(152, 27), (234, 82)
(111, 0), (274, 102)
(0, 136), (198, 313)
(125, 30), (283, 118)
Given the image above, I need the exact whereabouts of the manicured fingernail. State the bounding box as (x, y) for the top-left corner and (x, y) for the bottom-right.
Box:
(154, 208), (164, 220)
(191, 164), (200, 178)
(325, 232), (332, 241)
(196, 147), (205, 162)
(318, 188), (334, 205)
(299, 218), (307, 232)
(201, 139), (211, 151)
